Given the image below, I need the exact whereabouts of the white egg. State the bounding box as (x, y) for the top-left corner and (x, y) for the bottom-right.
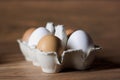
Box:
(28, 27), (50, 48)
(67, 30), (94, 53)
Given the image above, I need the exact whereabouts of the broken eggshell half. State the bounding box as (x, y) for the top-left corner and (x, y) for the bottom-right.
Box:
(17, 39), (101, 73)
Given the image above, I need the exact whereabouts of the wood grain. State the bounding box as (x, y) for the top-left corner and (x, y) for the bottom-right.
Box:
(0, 0), (120, 80)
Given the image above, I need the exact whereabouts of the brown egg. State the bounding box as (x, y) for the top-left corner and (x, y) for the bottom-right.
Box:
(22, 28), (36, 42)
(66, 29), (74, 37)
(37, 35), (61, 54)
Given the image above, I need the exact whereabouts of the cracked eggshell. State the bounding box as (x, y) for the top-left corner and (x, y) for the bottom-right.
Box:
(28, 27), (51, 48)
(67, 30), (94, 53)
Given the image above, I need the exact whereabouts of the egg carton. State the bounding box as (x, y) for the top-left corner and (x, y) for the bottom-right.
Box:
(17, 39), (101, 73)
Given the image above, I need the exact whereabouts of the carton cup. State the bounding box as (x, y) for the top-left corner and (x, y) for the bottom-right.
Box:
(17, 39), (101, 73)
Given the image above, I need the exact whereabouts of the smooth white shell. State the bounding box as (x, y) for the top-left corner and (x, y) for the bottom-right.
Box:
(28, 27), (50, 48)
(67, 30), (94, 53)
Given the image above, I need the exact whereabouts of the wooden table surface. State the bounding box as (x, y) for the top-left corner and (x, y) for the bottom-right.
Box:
(0, 0), (120, 80)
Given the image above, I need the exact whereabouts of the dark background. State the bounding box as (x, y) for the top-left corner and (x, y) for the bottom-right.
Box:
(0, 0), (120, 80)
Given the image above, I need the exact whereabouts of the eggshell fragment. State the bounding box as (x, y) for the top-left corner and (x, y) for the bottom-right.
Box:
(37, 35), (61, 54)
(22, 28), (36, 42)
(67, 30), (94, 53)
(28, 27), (51, 48)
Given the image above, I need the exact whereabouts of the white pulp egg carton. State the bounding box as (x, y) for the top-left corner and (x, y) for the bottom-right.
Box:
(17, 22), (101, 73)
(17, 39), (101, 73)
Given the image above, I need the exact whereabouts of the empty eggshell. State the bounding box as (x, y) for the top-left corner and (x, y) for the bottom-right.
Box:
(37, 35), (61, 54)
(22, 28), (36, 42)
(28, 27), (51, 48)
(67, 30), (94, 53)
